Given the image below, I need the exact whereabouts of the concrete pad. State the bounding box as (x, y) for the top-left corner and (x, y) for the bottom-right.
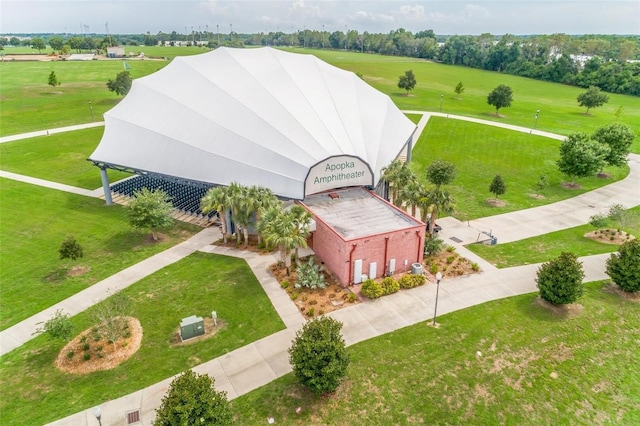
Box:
(227, 358), (278, 396)
(384, 290), (430, 324)
(218, 343), (264, 377)
(327, 307), (379, 346)
(352, 298), (411, 335)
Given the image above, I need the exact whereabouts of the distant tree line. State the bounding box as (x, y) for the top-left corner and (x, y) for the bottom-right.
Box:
(3, 29), (638, 95)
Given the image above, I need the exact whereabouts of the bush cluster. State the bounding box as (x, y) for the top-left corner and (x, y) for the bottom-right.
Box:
(381, 277), (400, 294)
(361, 278), (384, 299)
(398, 273), (426, 289)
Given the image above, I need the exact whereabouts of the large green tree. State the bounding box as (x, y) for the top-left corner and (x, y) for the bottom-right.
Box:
(48, 36), (64, 51)
(30, 37), (46, 52)
(154, 370), (232, 426)
(590, 123), (635, 168)
(397, 69), (417, 94)
(557, 133), (609, 185)
(125, 188), (174, 242)
(577, 86), (609, 114)
(536, 252), (585, 305)
(486, 84), (513, 115)
(106, 71), (132, 96)
(288, 316), (350, 395)
(425, 159), (457, 189)
(606, 239), (640, 293)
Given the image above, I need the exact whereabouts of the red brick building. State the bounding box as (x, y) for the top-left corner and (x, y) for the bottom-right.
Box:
(301, 187), (425, 287)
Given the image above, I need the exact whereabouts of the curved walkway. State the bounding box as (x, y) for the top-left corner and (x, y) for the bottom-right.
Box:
(0, 119), (637, 425)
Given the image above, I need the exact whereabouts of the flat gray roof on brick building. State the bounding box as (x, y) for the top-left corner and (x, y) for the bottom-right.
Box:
(302, 187), (422, 240)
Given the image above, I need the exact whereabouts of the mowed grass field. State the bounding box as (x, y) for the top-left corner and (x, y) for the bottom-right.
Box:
(0, 59), (168, 136)
(0, 127), (130, 189)
(233, 280), (640, 424)
(0, 252), (286, 425)
(412, 117), (630, 219)
(0, 179), (200, 330)
(298, 48), (640, 151)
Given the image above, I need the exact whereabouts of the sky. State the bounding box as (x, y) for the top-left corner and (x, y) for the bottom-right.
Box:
(1, 0), (639, 36)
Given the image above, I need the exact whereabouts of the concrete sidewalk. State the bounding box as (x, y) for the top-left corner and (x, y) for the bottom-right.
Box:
(0, 122), (105, 144)
(47, 252), (610, 426)
(0, 170), (101, 198)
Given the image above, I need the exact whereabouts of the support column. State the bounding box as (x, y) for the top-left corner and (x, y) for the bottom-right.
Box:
(405, 138), (413, 163)
(99, 167), (113, 205)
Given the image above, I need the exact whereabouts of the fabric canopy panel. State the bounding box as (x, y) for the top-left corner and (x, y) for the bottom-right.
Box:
(90, 47), (416, 199)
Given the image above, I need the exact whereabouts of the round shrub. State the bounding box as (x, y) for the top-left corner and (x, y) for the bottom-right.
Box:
(398, 273), (426, 289)
(606, 239), (640, 293)
(361, 278), (383, 299)
(380, 277), (400, 295)
(288, 317), (349, 395)
(536, 252), (585, 305)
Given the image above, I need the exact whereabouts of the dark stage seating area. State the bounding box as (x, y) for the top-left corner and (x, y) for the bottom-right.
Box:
(111, 175), (216, 218)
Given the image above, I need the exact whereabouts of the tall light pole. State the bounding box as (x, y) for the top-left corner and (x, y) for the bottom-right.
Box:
(217, 24), (220, 45)
(93, 406), (102, 426)
(432, 272), (443, 326)
(534, 109), (540, 129)
(322, 24), (325, 48)
(439, 94), (443, 113)
(88, 100), (94, 122)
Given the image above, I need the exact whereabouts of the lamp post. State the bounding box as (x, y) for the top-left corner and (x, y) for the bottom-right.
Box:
(432, 272), (443, 326)
(534, 109), (540, 129)
(93, 406), (102, 426)
(88, 100), (94, 122)
(439, 94), (443, 113)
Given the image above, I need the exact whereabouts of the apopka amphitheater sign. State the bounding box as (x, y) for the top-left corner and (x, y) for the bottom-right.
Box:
(304, 155), (373, 196)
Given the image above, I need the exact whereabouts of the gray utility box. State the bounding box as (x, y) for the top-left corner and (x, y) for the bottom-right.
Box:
(180, 315), (204, 341)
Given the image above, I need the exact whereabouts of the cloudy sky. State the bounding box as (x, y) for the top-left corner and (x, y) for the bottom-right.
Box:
(1, 0), (638, 36)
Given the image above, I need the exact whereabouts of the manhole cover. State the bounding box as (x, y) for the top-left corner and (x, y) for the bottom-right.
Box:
(449, 237), (463, 243)
(126, 410), (141, 425)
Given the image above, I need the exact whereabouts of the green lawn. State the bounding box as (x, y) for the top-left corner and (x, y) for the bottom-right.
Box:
(467, 206), (640, 268)
(301, 49), (640, 152)
(0, 252), (286, 425)
(233, 280), (640, 424)
(3, 48), (639, 154)
(0, 127), (129, 189)
(411, 116), (629, 219)
(0, 59), (169, 136)
(0, 179), (200, 330)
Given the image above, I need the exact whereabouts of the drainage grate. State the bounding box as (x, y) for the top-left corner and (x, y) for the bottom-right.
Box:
(449, 237), (463, 243)
(126, 410), (141, 425)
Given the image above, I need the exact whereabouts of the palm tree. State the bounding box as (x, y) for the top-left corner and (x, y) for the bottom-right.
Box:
(261, 205), (312, 276)
(200, 186), (231, 243)
(225, 182), (246, 244)
(397, 180), (422, 217)
(248, 186), (280, 246)
(289, 205), (313, 263)
(427, 188), (455, 234)
(381, 159), (404, 204)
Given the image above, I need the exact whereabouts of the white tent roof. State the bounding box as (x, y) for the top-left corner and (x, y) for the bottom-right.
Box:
(90, 47), (416, 199)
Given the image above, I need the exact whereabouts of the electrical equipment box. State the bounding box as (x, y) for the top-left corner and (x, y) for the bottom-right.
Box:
(180, 315), (204, 341)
